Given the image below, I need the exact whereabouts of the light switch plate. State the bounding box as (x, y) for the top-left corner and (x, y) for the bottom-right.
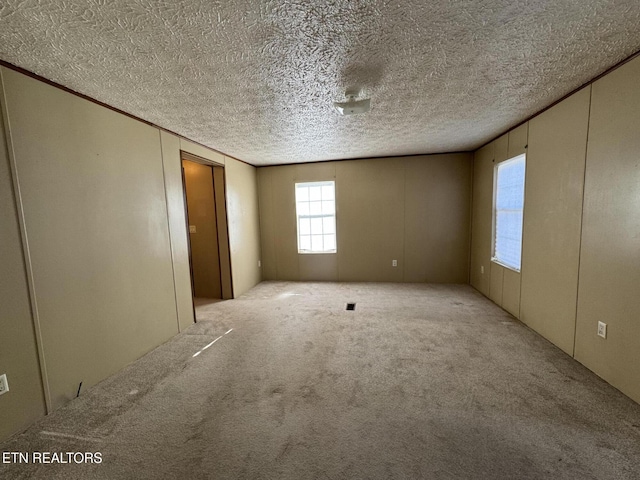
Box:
(0, 374), (8, 396)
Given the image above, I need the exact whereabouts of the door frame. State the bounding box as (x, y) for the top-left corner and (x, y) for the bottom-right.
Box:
(180, 151), (234, 305)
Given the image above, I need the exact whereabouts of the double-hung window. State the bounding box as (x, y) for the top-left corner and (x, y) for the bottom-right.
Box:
(493, 154), (526, 271)
(295, 181), (336, 253)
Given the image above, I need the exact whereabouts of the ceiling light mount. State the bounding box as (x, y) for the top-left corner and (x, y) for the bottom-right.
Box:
(333, 90), (371, 116)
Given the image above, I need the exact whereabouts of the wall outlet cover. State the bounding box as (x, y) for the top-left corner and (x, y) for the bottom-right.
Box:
(392, 260), (398, 267)
(0, 374), (8, 395)
(597, 321), (607, 339)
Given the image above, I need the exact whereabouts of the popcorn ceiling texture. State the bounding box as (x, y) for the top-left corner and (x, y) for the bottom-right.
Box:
(0, 0), (639, 165)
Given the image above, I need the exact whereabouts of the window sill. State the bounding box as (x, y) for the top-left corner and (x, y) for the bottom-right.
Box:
(490, 258), (521, 273)
(298, 251), (337, 255)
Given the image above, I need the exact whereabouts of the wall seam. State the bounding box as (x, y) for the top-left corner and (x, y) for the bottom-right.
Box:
(158, 131), (182, 334)
(467, 153), (474, 285)
(490, 149), (499, 301)
(271, 170), (279, 280)
(572, 84), (593, 359)
(334, 163), (339, 281)
(517, 122), (530, 320)
(210, 165), (224, 299)
(218, 164), (235, 299)
(402, 159), (407, 282)
(255, 167), (264, 285)
(0, 68), (52, 413)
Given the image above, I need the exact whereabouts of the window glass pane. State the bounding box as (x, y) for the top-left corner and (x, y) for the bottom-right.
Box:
(322, 200), (335, 215)
(322, 216), (335, 234)
(493, 154), (525, 270)
(296, 186), (309, 202)
(299, 235), (311, 251)
(495, 211), (523, 268)
(310, 217), (323, 234)
(299, 217), (311, 235)
(311, 235), (323, 251)
(309, 201), (322, 215)
(297, 202), (309, 216)
(309, 186), (322, 201)
(296, 181), (336, 253)
(324, 234), (336, 251)
(321, 185), (334, 200)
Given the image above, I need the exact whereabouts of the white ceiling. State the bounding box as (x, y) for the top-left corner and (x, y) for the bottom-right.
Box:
(0, 1), (639, 166)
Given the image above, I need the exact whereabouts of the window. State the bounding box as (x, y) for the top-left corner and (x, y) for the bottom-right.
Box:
(295, 181), (336, 253)
(493, 154), (526, 271)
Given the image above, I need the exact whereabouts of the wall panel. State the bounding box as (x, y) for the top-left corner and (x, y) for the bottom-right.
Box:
(0, 73), (47, 440)
(271, 165), (300, 279)
(336, 158), (406, 282)
(160, 131), (194, 331)
(225, 157), (262, 297)
(519, 87), (590, 355)
(2, 67), (179, 410)
(257, 167), (277, 280)
(404, 154), (472, 283)
(575, 57), (640, 403)
(489, 263), (504, 305)
(469, 143), (495, 295)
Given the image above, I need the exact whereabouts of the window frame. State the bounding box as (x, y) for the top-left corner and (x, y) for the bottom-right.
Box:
(491, 153), (526, 272)
(295, 180), (337, 254)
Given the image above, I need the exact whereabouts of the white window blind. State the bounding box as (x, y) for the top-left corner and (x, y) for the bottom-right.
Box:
(493, 154), (526, 271)
(295, 181), (336, 253)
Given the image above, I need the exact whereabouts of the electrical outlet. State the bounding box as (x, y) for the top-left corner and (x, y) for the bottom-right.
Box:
(597, 321), (607, 339)
(0, 374), (8, 396)
(481, 265), (484, 274)
(189, 225), (197, 233)
(392, 260), (397, 267)
(258, 260), (261, 267)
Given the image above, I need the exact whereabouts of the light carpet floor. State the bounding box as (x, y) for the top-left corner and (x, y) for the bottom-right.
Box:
(1, 282), (640, 479)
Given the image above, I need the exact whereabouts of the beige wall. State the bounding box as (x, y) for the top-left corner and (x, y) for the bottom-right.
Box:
(160, 131), (194, 331)
(258, 154), (472, 283)
(183, 160), (222, 299)
(213, 166), (234, 299)
(574, 57), (640, 402)
(0, 67), (262, 441)
(225, 157), (262, 296)
(471, 125), (527, 319)
(470, 55), (640, 404)
(0, 78), (47, 440)
(519, 87), (590, 355)
(469, 143), (494, 297)
(2, 67), (180, 411)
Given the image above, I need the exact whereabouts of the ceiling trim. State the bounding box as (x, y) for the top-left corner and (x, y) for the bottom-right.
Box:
(257, 150), (475, 168)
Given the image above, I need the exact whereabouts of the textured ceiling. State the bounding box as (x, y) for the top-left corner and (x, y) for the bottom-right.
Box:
(0, 1), (639, 166)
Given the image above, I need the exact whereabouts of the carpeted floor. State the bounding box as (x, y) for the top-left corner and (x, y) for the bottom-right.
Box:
(2, 282), (640, 479)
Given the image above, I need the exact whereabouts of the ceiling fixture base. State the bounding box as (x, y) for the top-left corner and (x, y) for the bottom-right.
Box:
(334, 94), (371, 115)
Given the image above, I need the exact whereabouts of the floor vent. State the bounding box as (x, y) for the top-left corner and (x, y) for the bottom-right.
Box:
(346, 303), (356, 311)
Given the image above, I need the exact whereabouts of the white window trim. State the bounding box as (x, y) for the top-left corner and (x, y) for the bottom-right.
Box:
(491, 153), (526, 273)
(295, 181), (337, 254)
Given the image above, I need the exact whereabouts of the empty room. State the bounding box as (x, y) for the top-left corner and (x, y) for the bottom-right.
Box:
(1, 1), (640, 479)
